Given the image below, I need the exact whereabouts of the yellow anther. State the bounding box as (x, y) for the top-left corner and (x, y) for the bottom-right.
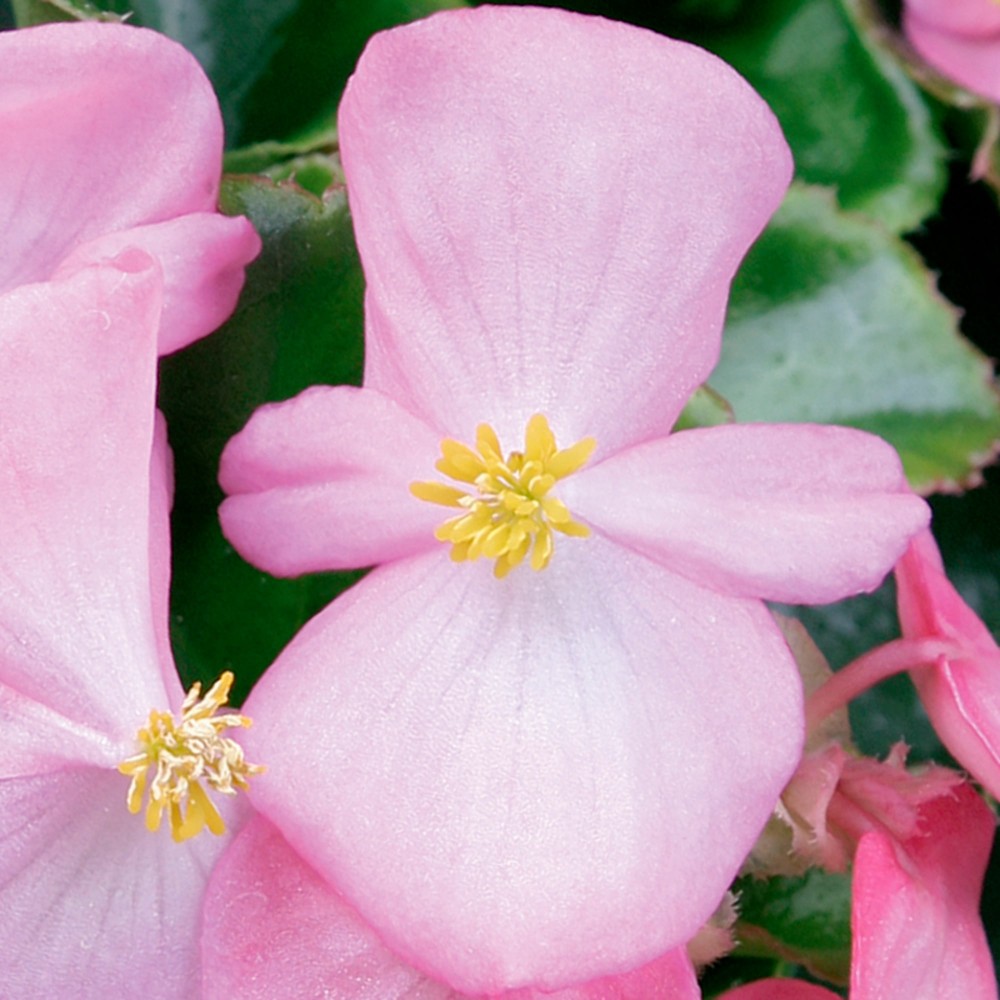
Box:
(118, 672), (264, 843)
(412, 414), (595, 577)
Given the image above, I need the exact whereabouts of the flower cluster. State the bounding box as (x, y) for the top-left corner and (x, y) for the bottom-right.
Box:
(0, 6), (998, 1000)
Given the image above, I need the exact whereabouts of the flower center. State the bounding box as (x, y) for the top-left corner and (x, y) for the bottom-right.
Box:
(411, 413), (596, 578)
(117, 672), (264, 843)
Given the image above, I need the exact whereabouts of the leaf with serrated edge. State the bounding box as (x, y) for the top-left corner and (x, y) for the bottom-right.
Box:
(714, 184), (1000, 495)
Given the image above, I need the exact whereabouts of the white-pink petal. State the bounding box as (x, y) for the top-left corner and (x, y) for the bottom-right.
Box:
(341, 6), (792, 452)
(0, 257), (170, 746)
(52, 214), (261, 355)
(851, 784), (998, 1000)
(220, 386), (445, 575)
(241, 538), (802, 994)
(0, 768), (232, 1000)
(566, 423), (928, 604)
(0, 22), (225, 294)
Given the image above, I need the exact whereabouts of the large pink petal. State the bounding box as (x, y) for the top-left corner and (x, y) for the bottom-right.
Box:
(851, 784), (997, 1000)
(0, 256), (169, 747)
(904, 13), (1000, 102)
(0, 22), (225, 292)
(52, 214), (261, 354)
(241, 538), (802, 994)
(0, 767), (235, 1000)
(219, 386), (444, 575)
(566, 424), (928, 604)
(340, 7), (792, 451)
(896, 532), (1000, 799)
(203, 816), (700, 999)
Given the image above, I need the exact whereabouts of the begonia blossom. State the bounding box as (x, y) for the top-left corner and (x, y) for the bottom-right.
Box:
(218, 7), (929, 993)
(0, 252), (261, 997)
(0, 20), (260, 355)
(903, 0), (1000, 103)
(850, 783), (997, 999)
(773, 742), (961, 874)
(895, 528), (1000, 798)
(201, 814), (701, 999)
(723, 785), (997, 1000)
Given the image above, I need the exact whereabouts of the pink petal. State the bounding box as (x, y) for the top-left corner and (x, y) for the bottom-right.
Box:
(904, 0), (1000, 37)
(149, 411), (183, 702)
(340, 6), (792, 451)
(851, 784), (997, 1000)
(0, 767), (233, 999)
(0, 256), (170, 746)
(720, 981), (839, 1000)
(896, 532), (1000, 799)
(203, 816), (700, 999)
(52, 214), (261, 354)
(566, 424), (928, 604)
(219, 386), (445, 575)
(241, 538), (802, 994)
(904, 10), (1000, 102)
(0, 22), (225, 292)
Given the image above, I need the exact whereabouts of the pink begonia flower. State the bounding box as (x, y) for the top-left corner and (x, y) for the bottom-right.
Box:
(201, 814), (701, 999)
(0, 253), (262, 994)
(218, 7), (929, 993)
(0, 20), (260, 355)
(903, 0), (1000, 103)
(851, 783), (997, 999)
(895, 529), (1000, 798)
(776, 742), (960, 873)
(723, 785), (997, 1000)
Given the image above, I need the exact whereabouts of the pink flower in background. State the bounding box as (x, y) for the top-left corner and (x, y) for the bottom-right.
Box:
(776, 742), (960, 873)
(201, 814), (701, 999)
(849, 784), (997, 999)
(721, 786), (998, 1000)
(219, 7), (928, 993)
(903, 0), (1000, 103)
(0, 21), (260, 354)
(0, 254), (258, 997)
(896, 529), (1000, 798)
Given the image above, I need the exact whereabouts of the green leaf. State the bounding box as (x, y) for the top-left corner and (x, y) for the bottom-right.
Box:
(689, 0), (946, 232)
(16, 0), (465, 146)
(734, 869), (853, 985)
(158, 173), (367, 696)
(713, 183), (1000, 495)
(673, 384), (734, 431)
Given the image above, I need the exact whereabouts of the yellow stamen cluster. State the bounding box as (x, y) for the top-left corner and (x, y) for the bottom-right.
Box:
(118, 672), (264, 843)
(411, 413), (596, 578)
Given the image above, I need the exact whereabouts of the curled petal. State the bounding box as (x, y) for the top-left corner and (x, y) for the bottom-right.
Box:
(341, 6), (792, 451)
(52, 214), (261, 355)
(851, 784), (997, 1000)
(241, 538), (802, 994)
(566, 423), (928, 603)
(220, 386), (444, 575)
(896, 531), (1000, 799)
(0, 256), (169, 744)
(0, 22), (224, 293)
(203, 816), (700, 999)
